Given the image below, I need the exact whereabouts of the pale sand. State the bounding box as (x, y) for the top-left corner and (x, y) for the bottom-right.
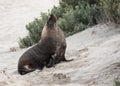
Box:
(0, 23), (120, 86)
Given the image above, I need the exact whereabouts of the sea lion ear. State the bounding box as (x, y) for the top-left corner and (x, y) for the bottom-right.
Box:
(47, 14), (57, 25)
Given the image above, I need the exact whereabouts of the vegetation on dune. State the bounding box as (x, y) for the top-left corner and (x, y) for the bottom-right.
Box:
(19, 0), (120, 48)
(114, 80), (120, 86)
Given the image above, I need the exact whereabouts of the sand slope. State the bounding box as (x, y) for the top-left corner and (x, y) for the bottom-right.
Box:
(0, 23), (120, 86)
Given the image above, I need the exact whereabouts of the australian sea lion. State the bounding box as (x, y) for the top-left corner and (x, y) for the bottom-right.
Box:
(18, 14), (73, 75)
(41, 14), (73, 66)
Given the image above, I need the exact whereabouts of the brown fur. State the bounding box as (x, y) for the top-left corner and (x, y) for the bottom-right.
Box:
(18, 43), (52, 75)
(41, 14), (73, 66)
(18, 14), (73, 75)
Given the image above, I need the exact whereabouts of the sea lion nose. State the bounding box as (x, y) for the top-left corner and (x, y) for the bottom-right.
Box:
(47, 14), (57, 27)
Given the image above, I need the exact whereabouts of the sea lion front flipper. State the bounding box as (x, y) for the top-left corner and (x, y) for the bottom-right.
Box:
(46, 57), (55, 68)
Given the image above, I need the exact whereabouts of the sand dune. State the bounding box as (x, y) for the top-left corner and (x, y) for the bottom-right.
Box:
(0, 23), (120, 86)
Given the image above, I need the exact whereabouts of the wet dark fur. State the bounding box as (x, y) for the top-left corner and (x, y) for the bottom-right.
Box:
(18, 14), (73, 75)
(18, 43), (53, 75)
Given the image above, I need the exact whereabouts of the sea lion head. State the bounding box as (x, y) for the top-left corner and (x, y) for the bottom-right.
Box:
(18, 59), (45, 75)
(18, 64), (36, 75)
(47, 14), (57, 28)
(18, 57), (41, 75)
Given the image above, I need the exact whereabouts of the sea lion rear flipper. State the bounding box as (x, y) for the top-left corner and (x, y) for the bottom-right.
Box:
(63, 58), (74, 62)
(62, 56), (74, 62)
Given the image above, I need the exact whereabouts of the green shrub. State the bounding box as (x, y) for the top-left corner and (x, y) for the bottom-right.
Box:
(54, 0), (99, 36)
(19, 0), (120, 48)
(100, 0), (120, 23)
(19, 13), (48, 48)
(114, 80), (120, 86)
(19, 36), (32, 48)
